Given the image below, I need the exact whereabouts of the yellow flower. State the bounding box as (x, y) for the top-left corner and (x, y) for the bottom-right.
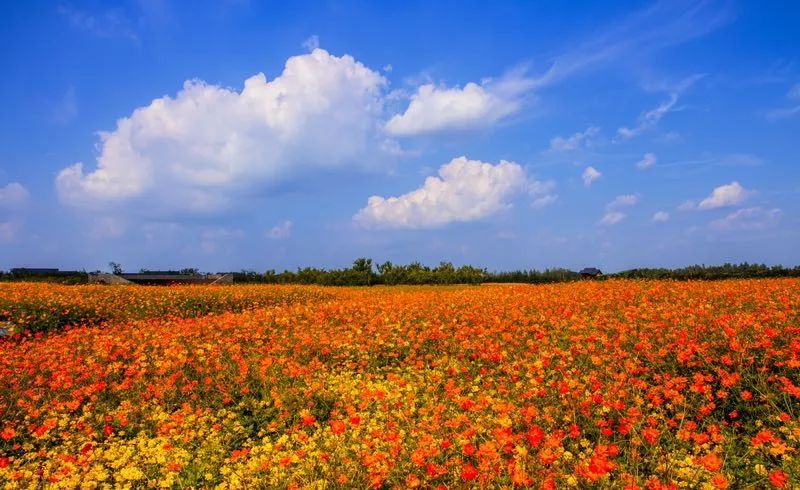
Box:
(119, 466), (145, 481)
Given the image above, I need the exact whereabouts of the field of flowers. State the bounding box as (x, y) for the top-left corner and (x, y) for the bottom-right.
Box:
(0, 283), (332, 334)
(1, 280), (799, 488)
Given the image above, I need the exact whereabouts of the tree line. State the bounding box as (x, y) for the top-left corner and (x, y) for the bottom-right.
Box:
(231, 260), (800, 285)
(2, 261), (799, 285)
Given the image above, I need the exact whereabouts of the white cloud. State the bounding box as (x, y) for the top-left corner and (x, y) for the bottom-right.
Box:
(616, 74), (703, 140)
(636, 152), (656, 169)
(711, 207), (782, 231)
(678, 200), (696, 211)
(353, 156), (547, 229)
(549, 126), (599, 152)
(606, 194), (639, 210)
(267, 220), (293, 239)
(385, 70), (533, 136)
(302, 35), (319, 51)
(598, 211), (626, 226)
(652, 211), (670, 222)
(56, 48), (394, 215)
(531, 194), (558, 209)
(582, 166), (602, 187)
(0, 182), (29, 208)
(698, 181), (750, 210)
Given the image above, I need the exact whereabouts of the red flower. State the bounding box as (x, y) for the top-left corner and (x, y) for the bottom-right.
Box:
(463, 443), (476, 456)
(461, 463), (479, 481)
(642, 427), (659, 445)
(525, 426), (545, 448)
(769, 470), (788, 488)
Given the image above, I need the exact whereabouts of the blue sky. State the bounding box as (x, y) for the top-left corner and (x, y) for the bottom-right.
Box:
(1, 0), (799, 273)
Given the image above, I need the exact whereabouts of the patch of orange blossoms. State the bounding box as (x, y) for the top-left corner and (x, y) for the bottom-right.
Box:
(1, 279), (799, 487)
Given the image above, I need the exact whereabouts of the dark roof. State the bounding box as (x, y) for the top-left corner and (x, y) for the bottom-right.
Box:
(579, 267), (602, 275)
(10, 268), (82, 275)
(120, 274), (203, 281)
(116, 273), (231, 285)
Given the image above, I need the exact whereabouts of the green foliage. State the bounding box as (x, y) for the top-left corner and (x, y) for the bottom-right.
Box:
(232, 261), (800, 286)
(2, 262), (799, 287)
(232, 259), (484, 286)
(611, 263), (800, 281)
(485, 268), (581, 284)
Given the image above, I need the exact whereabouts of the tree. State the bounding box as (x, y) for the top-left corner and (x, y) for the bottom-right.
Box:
(351, 258), (375, 286)
(108, 262), (123, 275)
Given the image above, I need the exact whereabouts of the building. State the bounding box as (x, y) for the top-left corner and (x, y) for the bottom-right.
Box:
(10, 268), (81, 276)
(579, 267), (603, 278)
(90, 272), (233, 285)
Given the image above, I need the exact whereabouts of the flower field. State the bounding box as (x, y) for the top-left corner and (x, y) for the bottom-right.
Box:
(1, 280), (799, 488)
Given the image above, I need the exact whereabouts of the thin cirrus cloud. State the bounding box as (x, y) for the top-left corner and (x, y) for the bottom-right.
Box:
(353, 156), (554, 229)
(58, 4), (139, 41)
(548, 126), (600, 152)
(598, 212), (626, 226)
(616, 74), (704, 140)
(56, 48), (395, 215)
(529, 1), (732, 89)
(710, 207), (782, 231)
(766, 83), (800, 121)
(384, 69), (535, 136)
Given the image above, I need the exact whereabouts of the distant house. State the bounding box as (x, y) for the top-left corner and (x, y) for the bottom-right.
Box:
(579, 267), (603, 278)
(10, 268), (82, 276)
(90, 272), (233, 285)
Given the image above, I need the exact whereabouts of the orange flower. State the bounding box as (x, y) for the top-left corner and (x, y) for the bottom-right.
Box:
(710, 474), (729, 489)
(698, 452), (722, 472)
(0, 427), (15, 440)
(329, 420), (346, 435)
